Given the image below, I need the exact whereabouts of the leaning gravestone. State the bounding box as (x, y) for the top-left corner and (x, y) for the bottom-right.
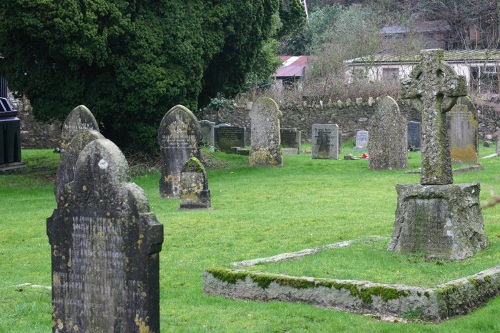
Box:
(407, 121), (421, 150)
(448, 96), (479, 164)
(368, 96), (407, 170)
(249, 97), (283, 167)
(60, 105), (100, 153)
(199, 120), (215, 148)
(47, 139), (164, 333)
(158, 105), (202, 198)
(180, 157), (211, 209)
(311, 124), (339, 159)
(281, 128), (301, 155)
(214, 125), (245, 153)
(354, 130), (368, 151)
(389, 49), (488, 260)
(54, 130), (105, 201)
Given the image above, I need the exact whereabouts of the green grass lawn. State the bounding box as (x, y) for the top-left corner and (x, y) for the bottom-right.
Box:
(1, 144), (500, 332)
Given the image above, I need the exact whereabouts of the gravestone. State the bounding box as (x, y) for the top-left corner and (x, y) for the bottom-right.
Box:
(158, 105), (202, 198)
(311, 124), (339, 159)
(60, 105), (100, 153)
(354, 130), (368, 151)
(281, 128), (301, 155)
(0, 97), (21, 165)
(214, 125), (245, 153)
(199, 120), (215, 148)
(389, 49), (488, 260)
(54, 130), (105, 201)
(448, 96), (479, 164)
(47, 139), (164, 333)
(249, 97), (283, 167)
(368, 96), (407, 170)
(407, 121), (421, 151)
(179, 157), (211, 209)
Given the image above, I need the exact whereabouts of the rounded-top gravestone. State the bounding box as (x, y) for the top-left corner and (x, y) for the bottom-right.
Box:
(60, 105), (100, 153)
(158, 105), (202, 198)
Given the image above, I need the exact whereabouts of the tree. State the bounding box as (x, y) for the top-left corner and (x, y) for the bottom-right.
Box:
(0, 0), (279, 154)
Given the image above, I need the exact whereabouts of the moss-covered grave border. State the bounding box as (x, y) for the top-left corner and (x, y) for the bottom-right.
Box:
(203, 237), (500, 323)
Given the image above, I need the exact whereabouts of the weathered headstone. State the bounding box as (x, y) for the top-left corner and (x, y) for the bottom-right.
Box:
(214, 125), (245, 153)
(354, 130), (368, 151)
(199, 120), (215, 148)
(249, 97), (283, 167)
(47, 139), (164, 333)
(368, 96), (408, 170)
(54, 130), (105, 201)
(407, 121), (421, 151)
(448, 96), (479, 164)
(158, 105), (202, 198)
(389, 49), (488, 260)
(179, 157), (211, 209)
(281, 128), (301, 155)
(311, 124), (339, 159)
(60, 105), (100, 153)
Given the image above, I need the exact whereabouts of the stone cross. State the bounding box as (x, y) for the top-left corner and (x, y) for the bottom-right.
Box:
(401, 49), (467, 185)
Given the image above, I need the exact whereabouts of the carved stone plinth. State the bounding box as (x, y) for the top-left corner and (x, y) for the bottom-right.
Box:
(388, 183), (488, 260)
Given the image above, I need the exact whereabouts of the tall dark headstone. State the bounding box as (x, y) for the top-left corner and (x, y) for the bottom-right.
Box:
(389, 49), (488, 260)
(0, 97), (21, 164)
(199, 120), (215, 148)
(214, 125), (245, 153)
(158, 105), (202, 198)
(407, 121), (421, 151)
(249, 97), (283, 167)
(281, 128), (301, 154)
(311, 124), (339, 159)
(54, 130), (105, 201)
(368, 96), (407, 170)
(47, 139), (164, 333)
(180, 157), (211, 209)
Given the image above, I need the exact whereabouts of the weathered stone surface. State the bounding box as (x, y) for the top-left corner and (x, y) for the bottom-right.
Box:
(354, 130), (368, 151)
(407, 121), (421, 150)
(47, 139), (164, 333)
(60, 105), (100, 153)
(249, 97), (283, 167)
(401, 49), (467, 185)
(54, 130), (104, 201)
(158, 105), (201, 198)
(448, 96), (479, 164)
(214, 125), (245, 153)
(368, 96), (407, 170)
(199, 120), (215, 147)
(388, 183), (488, 260)
(281, 128), (301, 154)
(180, 157), (211, 209)
(311, 124), (339, 159)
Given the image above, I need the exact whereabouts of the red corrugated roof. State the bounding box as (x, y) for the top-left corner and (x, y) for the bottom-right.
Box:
(272, 56), (311, 78)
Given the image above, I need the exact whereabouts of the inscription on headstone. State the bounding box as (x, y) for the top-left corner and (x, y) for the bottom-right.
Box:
(249, 97), (283, 167)
(60, 105), (100, 153)
(368, 96), (407, 170)
(448, 96), (479, 164)
(47, 139), (164, 332)
(158, 105), (202, 198)
(311, 124), (339, 159)
(214, 125), (245, 153)
(354, 130), (368, 151)
(180, 157), (211, 209)
(407, 121), (421, 151)
(281, 128), (301, 154)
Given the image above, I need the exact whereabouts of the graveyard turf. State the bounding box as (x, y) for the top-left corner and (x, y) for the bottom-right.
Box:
(1, 144), (500, 332)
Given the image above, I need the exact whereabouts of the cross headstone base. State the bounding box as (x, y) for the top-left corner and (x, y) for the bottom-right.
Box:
(388, 183), (488, 260)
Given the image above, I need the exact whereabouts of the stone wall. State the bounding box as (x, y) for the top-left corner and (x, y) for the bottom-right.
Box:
(203, 97), (499, 143)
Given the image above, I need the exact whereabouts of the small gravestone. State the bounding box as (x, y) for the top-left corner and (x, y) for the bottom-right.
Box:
(249, 97), (283, 167)
(448, 96), (479, 164)
(389, 49), (487, 260)
(158, 105), (202, 198)
(60, 105), (100, 153)
(47, 139), (164, 333)
(54, 130), (105, 201)
(354, 130), (368, 151)
(179, 157), (211, 209)
(214, 125), (245, 153)
(368, 96), (407, 170)
(311, 124), (339, 159)
(407, 121), (421, 151)
(199, 120), (215, 148)
(0, 97), (21, 165)
(281, 128), (301, 155)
